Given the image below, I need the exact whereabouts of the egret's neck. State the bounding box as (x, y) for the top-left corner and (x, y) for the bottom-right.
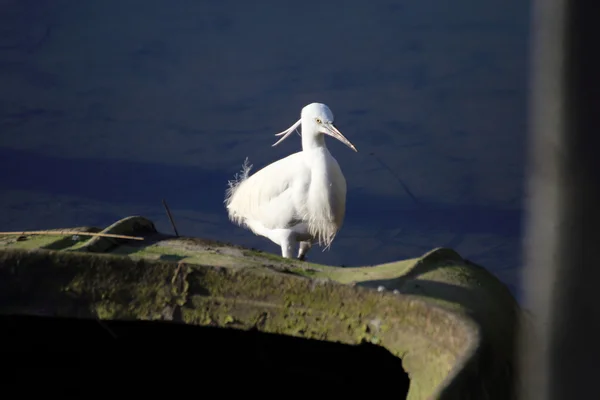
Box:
(301, 131), (326, 151)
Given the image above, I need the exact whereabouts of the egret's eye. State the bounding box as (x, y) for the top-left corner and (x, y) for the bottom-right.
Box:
(315, 118), (322, 124)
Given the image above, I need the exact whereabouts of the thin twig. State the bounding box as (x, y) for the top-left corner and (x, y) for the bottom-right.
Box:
(0, 230), (144, 240)
(162, 199), (180, 237)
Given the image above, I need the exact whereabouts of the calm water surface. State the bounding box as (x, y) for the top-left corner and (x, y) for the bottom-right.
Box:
(0, 0), (529, 299)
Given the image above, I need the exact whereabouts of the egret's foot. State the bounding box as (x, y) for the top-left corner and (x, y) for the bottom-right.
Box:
(297, 241), (312, 260)
(281, 246), (294, 258)
(280, 236), (296, 258)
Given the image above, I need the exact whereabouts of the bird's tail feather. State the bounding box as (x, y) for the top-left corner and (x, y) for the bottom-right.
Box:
(224, 158), (253, 207)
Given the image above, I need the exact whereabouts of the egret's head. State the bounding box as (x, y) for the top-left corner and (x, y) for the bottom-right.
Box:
(272, 102), (358, 152)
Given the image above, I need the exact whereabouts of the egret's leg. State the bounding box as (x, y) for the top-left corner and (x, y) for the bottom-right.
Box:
(298, 241), (312, 260)
(280, 236), (295, 258)
(264, 228), (297, 258)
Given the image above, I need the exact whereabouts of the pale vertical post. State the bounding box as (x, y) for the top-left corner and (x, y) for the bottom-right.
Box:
(520, 0), (600, 398)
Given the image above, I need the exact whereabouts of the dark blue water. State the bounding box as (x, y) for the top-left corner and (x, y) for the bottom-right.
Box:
(0, 0), (529, 298)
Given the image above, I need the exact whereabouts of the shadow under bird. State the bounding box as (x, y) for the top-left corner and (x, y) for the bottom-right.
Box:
(224, 102), (358, 260)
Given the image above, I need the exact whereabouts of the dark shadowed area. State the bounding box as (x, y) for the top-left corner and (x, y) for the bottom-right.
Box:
(3, 314), (409, 394)
(0, 0), (529, 299)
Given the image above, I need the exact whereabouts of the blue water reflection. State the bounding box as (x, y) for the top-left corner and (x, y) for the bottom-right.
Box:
(0, 0), (529, 298)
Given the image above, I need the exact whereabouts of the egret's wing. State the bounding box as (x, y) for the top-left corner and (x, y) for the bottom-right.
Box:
(225, 152), (310, 229)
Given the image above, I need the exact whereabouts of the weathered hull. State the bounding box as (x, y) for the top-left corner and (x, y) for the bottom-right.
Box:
(0, 216), (520, 399)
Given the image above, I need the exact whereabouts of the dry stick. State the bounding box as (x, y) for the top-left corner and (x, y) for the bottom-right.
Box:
(162, 199), (180, 237)
(0, 230), (144, 240)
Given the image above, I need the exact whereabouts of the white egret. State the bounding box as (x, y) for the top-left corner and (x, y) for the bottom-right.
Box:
(224, 102), (358, 260)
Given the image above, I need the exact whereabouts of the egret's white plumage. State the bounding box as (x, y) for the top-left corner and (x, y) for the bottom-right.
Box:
(224, 103), (358, 260)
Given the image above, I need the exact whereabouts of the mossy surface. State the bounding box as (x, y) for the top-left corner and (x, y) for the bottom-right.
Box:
(0, 234), (67, 250)
(0, 226), (96, 251)
(0, 215), (521, 400)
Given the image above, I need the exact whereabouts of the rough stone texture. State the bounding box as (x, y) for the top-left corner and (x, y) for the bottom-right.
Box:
(0, 215), (521, 400)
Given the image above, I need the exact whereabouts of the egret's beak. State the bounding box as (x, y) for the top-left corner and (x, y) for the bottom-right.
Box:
(324, 123), (358, 152)
(272, 119), (301, 147)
